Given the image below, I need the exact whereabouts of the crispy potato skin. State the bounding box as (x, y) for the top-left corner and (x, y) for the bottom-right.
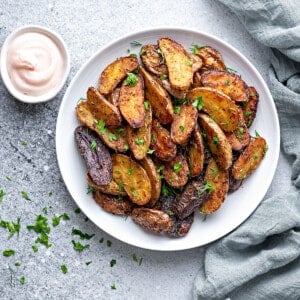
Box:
(139, 66), (174, 124)
(108, 87), (120, 107)
(98, 56), (139, 95)
(119, 74), (145, 128)
(188, 123), (205, 177)
(140, 156), (161, 207)
(232, 137), (267, 180)
(86, 173), (126, 196)
(226, 108), (250, 151)
(201, 70), (249, 102)
(196, 46), (226, 72)
(242, 86), (259, 128)
(200, 158), (229, 214)
(192, 72), (202, 88)
(127, 106), (152, 160)
(76, 101), (129, 152)
(131, 208), (174, 234)
(158, 38), (193, 91)
(187, 87), (239, 132)
(198, 113), (233, 170)
(112, 154), (151, 205)
(159, 78), (187, 99)
(189, 54), (203, 73)
(86, 86), (122, 127)
(93, 190), (134, 215)
(140, 44), (168, 75)
(162, 154), (189, 188)
(151, 119), (177, 161)
(171, 104), (198, 145)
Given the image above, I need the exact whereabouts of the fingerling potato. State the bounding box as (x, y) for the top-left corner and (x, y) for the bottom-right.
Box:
(196, 46), (226, 72)
(242, 86), (259, 128)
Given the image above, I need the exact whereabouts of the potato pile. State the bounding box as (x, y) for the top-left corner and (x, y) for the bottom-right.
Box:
(75, 37), (268, 237)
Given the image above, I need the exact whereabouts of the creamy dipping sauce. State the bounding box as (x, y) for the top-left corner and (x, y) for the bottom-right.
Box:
(6, 32), (64, 97)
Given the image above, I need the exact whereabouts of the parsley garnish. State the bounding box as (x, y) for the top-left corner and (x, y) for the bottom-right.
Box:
(21, 191), (31, 201)
(225, 79), (230, 86)
(160, 74), (168, 80)
(61, 264), (68, 274)
(111, 284), (116, 290)
(130, 41), (142, 46)
(147, 149), (155, 155)
(21, 141), (28, 146)
(90, 140), (97, 151)
(0, 217), (21, 239)
(174, 106), (180, 114)
(123, 144), (129, 151)
(135, 138), (144, 145)
(32, 245), (38, 252)
(52, 213), (70, 227)
(190, 44), (202, 54)
(192, 96), (204, 111)
(253, 153), (259, 159)
(144, 101), (150, 110)
(20, 276), (25, 285)
(185, 59), (193, 66)
(85, 261), (92, 266)
(15, 261), (21, 267)
(255, 130), (260, 137)
(95, 119), (107, 134)
(110, 259), (117, 267)
(226, 67), (238, 73)
(87, 185), (95, 194)
(108, 133), (118, 142)
(140, 49), (146, 55)
(245, 111), (252, 117)
(74, 208), (81, 214)
(173, 162), (182, 174)
(212, 136), (219, 145)
(48, 191), (53, 197)
(197, 181), (215, 197)
(6, 176), (12, 181)
(99, 237), (104, 243)
(3, 249), (15, 257)
(156, 165), (165, 173)
(107, 240), (112, 247)
(72, 228), (95, 240)
(124, 73), (138, 87)
(72, 240), (90, 252)
(128, 169), (134, 175)
(132, 253), (143, 266)
(179, 125), (185, 133)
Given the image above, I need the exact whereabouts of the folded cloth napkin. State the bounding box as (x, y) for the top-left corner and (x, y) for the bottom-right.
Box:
(194, 1), (300, 299)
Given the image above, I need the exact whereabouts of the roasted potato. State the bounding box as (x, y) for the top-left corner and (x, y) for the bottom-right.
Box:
(158, 38), (193, 91)
(151, 119), (177, 161)
(112, 154), (151, 205)
(187, 87), (240, 132)
(201, 70), (249, 102)
(189, 54), (203, 73)
(76, 101), (129, 152)
(232, 137), (267, 180)
(93, 190), (134, 215)
(119, 74), (145, 128)
(162, 154), (189, 188)
(196, 46), (226, 72)
(198, 113), (232, 170)
(167, 214), (194, 237)
(199, 158), (229, 214)
(171, 104), (198, 145)
(139, 66), (174, 124)
(131, 208), (174, 234)
(86, 173), (126, 196)
(86, 87), (122, 127)
(140, 44), (168, 76)
(127, 106), (152, 160)
(108, 87), (120, 107)
(98, 56), (139, 95)
(140, 156), (161, 207)
(192, 72), (202, 88)
(159, 78), (187, 99)
(75, 126), (112, 185)
(187, 123), (205, 177)
(242, 86), (259, 128)
(226, 108), (250, 151)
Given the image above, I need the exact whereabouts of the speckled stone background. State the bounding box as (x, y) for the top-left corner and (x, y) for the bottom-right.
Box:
(0, 1), (291, 299)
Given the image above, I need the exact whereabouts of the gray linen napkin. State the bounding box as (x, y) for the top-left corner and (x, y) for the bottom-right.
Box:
(194, 1), (300, 299)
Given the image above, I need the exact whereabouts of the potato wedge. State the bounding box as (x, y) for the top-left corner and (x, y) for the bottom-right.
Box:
(189, 54), (202, 73)
(187, 87), (239, 132)
(192, 72), (202, 88)
(108, 87), (120, 107)
(198, 113), (232, 170)
(127, 106), (152, 160)
(119, 74), (145, 128)
(86, 86), (122, 127)
(140, 44), (168, 75)
(93, 191), (134, 215)
(188, 123), (205, 177)
(76, 101), (129, 152)
(201, 70), (249, 102)
(151, 119), (177, 161)
(86, 173), (126, 196)
(159, 78), (187, 99)
(139, 66), (174, 124)
(232, 137), (267, 180)
(140, 156), (161, 207)
(112, 154), (151, 205)
(171, 104), (198, 145)
(162, 154), (189, 188)
(98, 56), (139, 95)
(196, 46), (226, 72)
(226, 108), (250, 151)
(199, 158), (229, 214)
(158, 38), (193, 91)
(242, 86), (259, 128)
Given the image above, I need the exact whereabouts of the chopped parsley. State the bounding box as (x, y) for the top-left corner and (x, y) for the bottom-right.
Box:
(140, 49), (146, 55)
(192, 96), (204, 111)
(146, 149), (155, 155)
(174, 106), (180, 114)
(135, 138), (144, 145)
(15, 261), (21, 267)
(179, 125), (185, 133)
(85, 261), (92, 266)
(132, 253), (143, 266)
(160, 74), (168, 80)
(107, 240), (112, 247)
(32, 245), (38, 252)
(253, 153), (259, 159)
(255, 130), (260, 137)
(197, 181), (215, 197)
(185, 59), (193, 66)
(0, 189), (6, 202)
(173, 161), (182, 174)
(247, 120), (253, 127)
(35, 232), (52, 248)
(111, 284), (116, 290)
(144, 101), (150, 110)
(173, 98), (187, 106)
(130, 40), (142, 46)
(108, 133), (118, 142)
(99, 237), (104, 243)
(0, 217), (21, 239)
(95, 119), (106, 134)
(127, 168), (134, 175)
(212, 136), (219, 145)
(21, 141), (28, 146)
(21, 191), (31, 201)
(20, 276), (25, 285)
(224, 79), (230, 86)
(151, 133), (156, 143)
(72, 228), (95, 240)
(3, 249), (15, 257)
(226, 67), (238, 73)
(238, 127), (244, 134)
(6, 176), (12, 181)
(90, 140), (97, 151)
(190, 44), (203, 54)
(87, 185), (95, 194)
(48, 191), (53, 197)
(61, 264), (68, 274)
(123, 144), (129, 151)
(124, 73), (138, 87)
(245, 111), (252, 117)
(72, 240), (90, 252)
(110, 259), (117, 267)
(52, 213), (70, 227)
(74, 208), (81, 214)
(156, 165), (165, 173)
(130, 53), (137, 58)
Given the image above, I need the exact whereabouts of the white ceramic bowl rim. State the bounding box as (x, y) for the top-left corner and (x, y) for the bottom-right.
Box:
(0, 25), (70, 103)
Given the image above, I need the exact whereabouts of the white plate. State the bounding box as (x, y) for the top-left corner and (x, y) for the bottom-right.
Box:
(56, 28), (280, 251)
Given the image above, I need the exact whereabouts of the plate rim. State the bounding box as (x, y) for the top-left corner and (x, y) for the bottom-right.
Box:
(56, 26), (280, 251)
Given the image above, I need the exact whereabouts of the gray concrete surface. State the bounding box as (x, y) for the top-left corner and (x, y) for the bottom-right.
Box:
(0, 0), (291, 299)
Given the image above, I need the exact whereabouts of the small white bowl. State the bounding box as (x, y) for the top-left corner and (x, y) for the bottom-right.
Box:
(0, 25), (70, 103)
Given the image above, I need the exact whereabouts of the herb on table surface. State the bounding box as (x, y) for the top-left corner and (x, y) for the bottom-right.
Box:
(72, 240), (90, 252)
(99, 237), (104, 243)
(61, 264), (68, 274)
(21, 191), (31, 201)
(20, 276), (25, 284)
(0, 189), (7, 202)
(21, 141), (28, 146)
(110, 259), (117, 267)
(85, 261), (92, 266)
(3, 249), (15, 257)
(71, 227), (95, 240)
(48, 191), (53, 197)
(124, 73), (138, 87)
(0, 217), (21, 239)
(15, 262), (21, 267)
(52, 213), (70, 227)
(74, 208), (81, 214)
(107, 240), (112, 247)
(6, 176), (12, 181)
(132, 253), (143, 266)
(32, 245), (38, 252)
(255, 130), (261, 137)
(111, 284), (116, 290)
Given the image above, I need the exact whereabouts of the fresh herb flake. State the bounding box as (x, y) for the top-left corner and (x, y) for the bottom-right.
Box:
(146, 149), (155, 155)
(111, 284), (116, 290)
(160, 74), (168, 80)
(32, 245), (38, 252)
(173, 161), (182, 174)
(90, 140), (97, 151)
(124, 73), (138, 87)
(21, 191), (31, 201)
(85, 261), (92, 266)
(192, 96), (204, 111)
(72, 228), (95, 240)
(74, 208), (81, 214)
(3, 249), (15, 257)
(95, 119), (107, 134)
(135, 138), (144, 145)
(20, 276), (25, 285)
(110, 259), (117, 267)
(144, 101), (150, 110)
(72, 240), (90, 252)
(21, 141), (28, 146)
(61, 264), (68, 274)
